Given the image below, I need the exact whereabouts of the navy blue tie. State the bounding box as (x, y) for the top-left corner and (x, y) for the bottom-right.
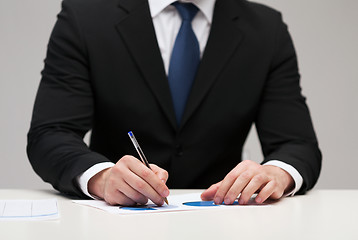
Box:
(168, 2), (200, 124)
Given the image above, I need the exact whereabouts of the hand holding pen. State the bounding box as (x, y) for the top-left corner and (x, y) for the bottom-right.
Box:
(87, 135), (170, 206)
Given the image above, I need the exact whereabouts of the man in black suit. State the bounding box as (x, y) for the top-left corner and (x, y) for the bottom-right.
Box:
(27, 0), (321, 206)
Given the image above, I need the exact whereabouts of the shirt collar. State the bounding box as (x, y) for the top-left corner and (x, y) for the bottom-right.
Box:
(148, 0), (216, 23)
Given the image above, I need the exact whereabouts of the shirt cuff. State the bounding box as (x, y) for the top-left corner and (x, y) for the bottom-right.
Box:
(263, 160), (303, 196)
(76, 162), (115, 199)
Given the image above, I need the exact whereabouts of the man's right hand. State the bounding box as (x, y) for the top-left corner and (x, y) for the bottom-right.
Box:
(88, 155), (170, 206)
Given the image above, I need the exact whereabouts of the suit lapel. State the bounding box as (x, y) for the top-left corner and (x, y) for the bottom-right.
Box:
(180, 0), (244, 129)
(115, 0), (177, 130)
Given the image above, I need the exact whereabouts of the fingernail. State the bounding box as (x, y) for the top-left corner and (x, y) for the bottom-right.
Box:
(256, 197), (262, 203)
(239, 199), (245, 205)
(224, 198), (231, 205)
(214, 197), (221, 205)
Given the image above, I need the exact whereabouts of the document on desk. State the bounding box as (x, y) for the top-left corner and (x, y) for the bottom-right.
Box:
(0, 199), (59, 221)
(73, 192), (268, 215)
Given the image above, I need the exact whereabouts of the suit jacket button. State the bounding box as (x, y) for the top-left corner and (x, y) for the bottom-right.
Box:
(175, 145), (183, 157)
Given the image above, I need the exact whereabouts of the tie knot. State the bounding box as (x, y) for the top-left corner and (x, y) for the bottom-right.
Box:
(172, 1), (199, 21)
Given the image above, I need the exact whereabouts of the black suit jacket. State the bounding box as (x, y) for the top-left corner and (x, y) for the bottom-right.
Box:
(27, 0), (321, 197)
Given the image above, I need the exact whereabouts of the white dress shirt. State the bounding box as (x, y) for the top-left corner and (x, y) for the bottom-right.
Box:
(77, 0), (303, 198)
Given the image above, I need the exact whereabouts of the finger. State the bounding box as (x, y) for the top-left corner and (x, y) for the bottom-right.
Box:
(117, 180), (149, 205)
(223, 171), (253, 204)
(270, 182), (285, 200)
(121, 168), (164, 206)
(118, 156), (170, 203)
(150, 164), (169, 183)
(255, 180), (277, 204)
(103, 169), (148, 206)
(113, 156), (163, 205)
(201, 182), (221, 201)
(214, 170), (243, 204)
(238, 174), (268, 205)
(104, 187), (136, 206)
(213, 160), (258, 205)
(130, 162), (170, 198)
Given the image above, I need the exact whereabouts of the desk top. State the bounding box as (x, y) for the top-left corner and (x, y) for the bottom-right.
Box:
(1, 189), (357, 240)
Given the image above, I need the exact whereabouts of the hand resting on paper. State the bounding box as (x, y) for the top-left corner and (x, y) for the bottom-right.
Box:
(201, 160), (294, 205)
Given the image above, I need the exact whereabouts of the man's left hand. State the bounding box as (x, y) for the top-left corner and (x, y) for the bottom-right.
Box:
(201, 160), (294, 205)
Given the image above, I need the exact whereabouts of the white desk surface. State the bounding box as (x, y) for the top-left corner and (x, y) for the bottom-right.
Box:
(0, 189), (357, 240)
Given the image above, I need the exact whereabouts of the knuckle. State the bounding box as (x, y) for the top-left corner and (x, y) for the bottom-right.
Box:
(215, 189), (225, 199)
(209, 183), (217, 189)
(213, 182), (221, 191)
(270, 180), (278, 189)
(254, 174), (265, 183)
(141, 168), (151, 178)
(241, 159), (254, 167)
(257, 164), (264, 171)
(120, 155), (134, 165)
(106, 172), (120, 185)
(107, 177), (116, 186)
(226, 172), (237, 182)
(157, 184), (168, 196)
(241, 159), (251, 165)
(135, 180), (145, 191)
(123, 155), (133, 159)
(240, 171), (251, 181)
(111, 166), (122, 175)
(120, 156), (129, 164)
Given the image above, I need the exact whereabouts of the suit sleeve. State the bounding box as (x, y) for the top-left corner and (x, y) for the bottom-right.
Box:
(27, 1), (109, 197)
(256, 14), (322, 194)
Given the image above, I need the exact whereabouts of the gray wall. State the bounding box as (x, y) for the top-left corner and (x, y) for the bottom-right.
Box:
(0, 0), (357, 190)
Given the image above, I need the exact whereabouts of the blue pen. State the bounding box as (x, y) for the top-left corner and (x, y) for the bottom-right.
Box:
(128, 131), (169, 205)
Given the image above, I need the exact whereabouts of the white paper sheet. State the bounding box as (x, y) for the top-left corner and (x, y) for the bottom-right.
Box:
(0, 199), (59, 221)
(73, 192), (268, 215)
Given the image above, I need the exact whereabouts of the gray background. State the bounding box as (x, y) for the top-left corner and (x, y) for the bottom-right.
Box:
(0, 0), (357, 190)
